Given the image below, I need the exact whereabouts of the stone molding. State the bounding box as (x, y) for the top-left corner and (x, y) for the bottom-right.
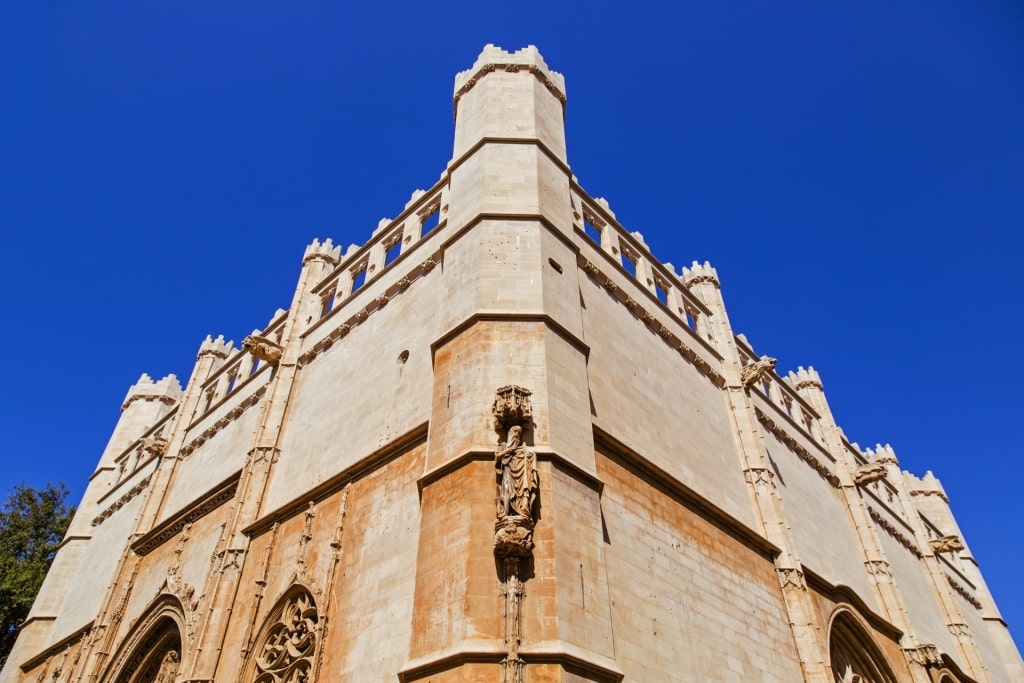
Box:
(121, 393), (178, 411)
(578, 256), (724, 386)
(755, 408), (840, 487)
(180, 385), (266, 457)
(298, 252), (442, 368)
(91, 474), (152, 527)
(868, 507), (922, 558)
(453, 61), (567, 120)
(132, 475), (239, 556)
(947, 575), (983, 610)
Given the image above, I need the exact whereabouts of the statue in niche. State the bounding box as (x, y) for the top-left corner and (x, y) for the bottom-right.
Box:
(494, 424), (539, 557)
(496, 425), (539, 521)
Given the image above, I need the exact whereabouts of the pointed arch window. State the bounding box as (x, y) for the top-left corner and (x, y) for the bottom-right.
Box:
(829, 610), (898, 683)
(244, 586), (320, 683)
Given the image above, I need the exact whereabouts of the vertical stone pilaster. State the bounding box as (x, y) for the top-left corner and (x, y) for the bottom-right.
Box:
(789, 369), (932, 683)
(683, 262), (830, 683)
(877, 449), (993, 683)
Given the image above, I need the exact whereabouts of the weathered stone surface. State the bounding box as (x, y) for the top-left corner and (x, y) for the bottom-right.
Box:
(4, 45), (1022, 683)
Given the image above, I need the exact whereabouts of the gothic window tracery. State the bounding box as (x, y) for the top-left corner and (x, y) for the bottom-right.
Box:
(246, 587), (320, 683)
(109, 617), (182, 683)
(828, 610), (898, 683)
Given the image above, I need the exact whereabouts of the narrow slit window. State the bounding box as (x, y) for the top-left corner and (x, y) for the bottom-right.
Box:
(384, 239), (402, 266)
(421, 208), (440, 236)
(655, 282), (668, 305)
(622, 253), (637, 278)
(352, 266), (368, 292)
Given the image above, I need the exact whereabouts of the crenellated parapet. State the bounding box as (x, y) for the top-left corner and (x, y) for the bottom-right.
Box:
(904, 470), (949, 504)
(786, 366), (824, 393)
(453, 44), (567, 115)
(196, 334), (234, 360)
(121, 373), (183, 411)
(302, 237), (342, 267)
(681, 260), (721, 290)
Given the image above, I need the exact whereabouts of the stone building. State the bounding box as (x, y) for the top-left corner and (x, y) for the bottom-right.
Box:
(2, 45), (1021, 683)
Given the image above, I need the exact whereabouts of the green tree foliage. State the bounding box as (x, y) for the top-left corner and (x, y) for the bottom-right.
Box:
(0, 483), (75, 668)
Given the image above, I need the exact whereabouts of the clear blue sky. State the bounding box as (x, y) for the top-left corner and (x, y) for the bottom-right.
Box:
(2, 0), (1022, 649)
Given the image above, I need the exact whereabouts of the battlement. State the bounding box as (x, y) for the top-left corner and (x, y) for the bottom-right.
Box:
(786, 366), (824, 392)
(864, 443), (899, 466)
(302, 238), (342, 266)
(197, 334), (234, 360)
(904, 469), (949, 501)
(453, 44), (566, 100)
(121, 373), (183, 411)
(681, 260), (720, 288)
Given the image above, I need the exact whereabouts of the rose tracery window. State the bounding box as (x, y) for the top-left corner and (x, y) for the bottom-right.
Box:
(250, 588), (319, 683)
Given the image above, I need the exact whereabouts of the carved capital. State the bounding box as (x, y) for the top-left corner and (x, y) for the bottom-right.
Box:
(902, 644), (941, 668)
(853, 462), (887, 485)
(492, 385), (533, 429)
(863, 560), (892, 578)
(743, 467), (775, 488)
(740, 356), (777, 388)
(929, 535), (964, 554)
(948, 622), (971, 637)
(242, 335), (284, 364)
(776, 567), (806, 591)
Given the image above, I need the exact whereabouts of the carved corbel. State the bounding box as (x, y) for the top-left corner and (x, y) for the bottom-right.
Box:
(902, 644), (942, 668)
(853, 462), (887, 485)
(242, 335), (284, 364)
(740, 356), (777, 388)
(929, 535), (965, 554)
(492, 385), (533, 430)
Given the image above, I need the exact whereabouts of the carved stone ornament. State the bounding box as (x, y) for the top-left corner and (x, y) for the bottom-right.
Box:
(776, 567), (807, 591)
(140, 437), (168, 457)
(929, 535), (965, 554)
(740, 355), (777, 388)
(902, 644), (942, 668)
(492, 385), (533, 430)
(242, 335), (285, 364)
(853, 462), (888, 486)
(494, 425), (540, 557)
(254, 589), (319, 683)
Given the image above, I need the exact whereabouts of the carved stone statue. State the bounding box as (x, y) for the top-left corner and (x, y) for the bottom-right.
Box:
(496, 426), (539, 521)
(494, 425), (539, 557)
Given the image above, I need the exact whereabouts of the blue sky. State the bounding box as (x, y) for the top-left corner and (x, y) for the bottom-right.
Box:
(2, 0), (1022, 649)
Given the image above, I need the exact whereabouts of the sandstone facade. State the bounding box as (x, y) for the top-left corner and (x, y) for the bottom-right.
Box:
(2, 45), (1021, 683)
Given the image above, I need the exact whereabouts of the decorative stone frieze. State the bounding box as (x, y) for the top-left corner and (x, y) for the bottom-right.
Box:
(868, 507), (922, 558)
(948, 623), (971, 637)
(242, 335), (285, 365)
(740, 355), (777, 389)
(756, 408), (840, 488)
(947, 575), (983, 609)
(91, 474), (152, 526)
(930, 535), (965, 554)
